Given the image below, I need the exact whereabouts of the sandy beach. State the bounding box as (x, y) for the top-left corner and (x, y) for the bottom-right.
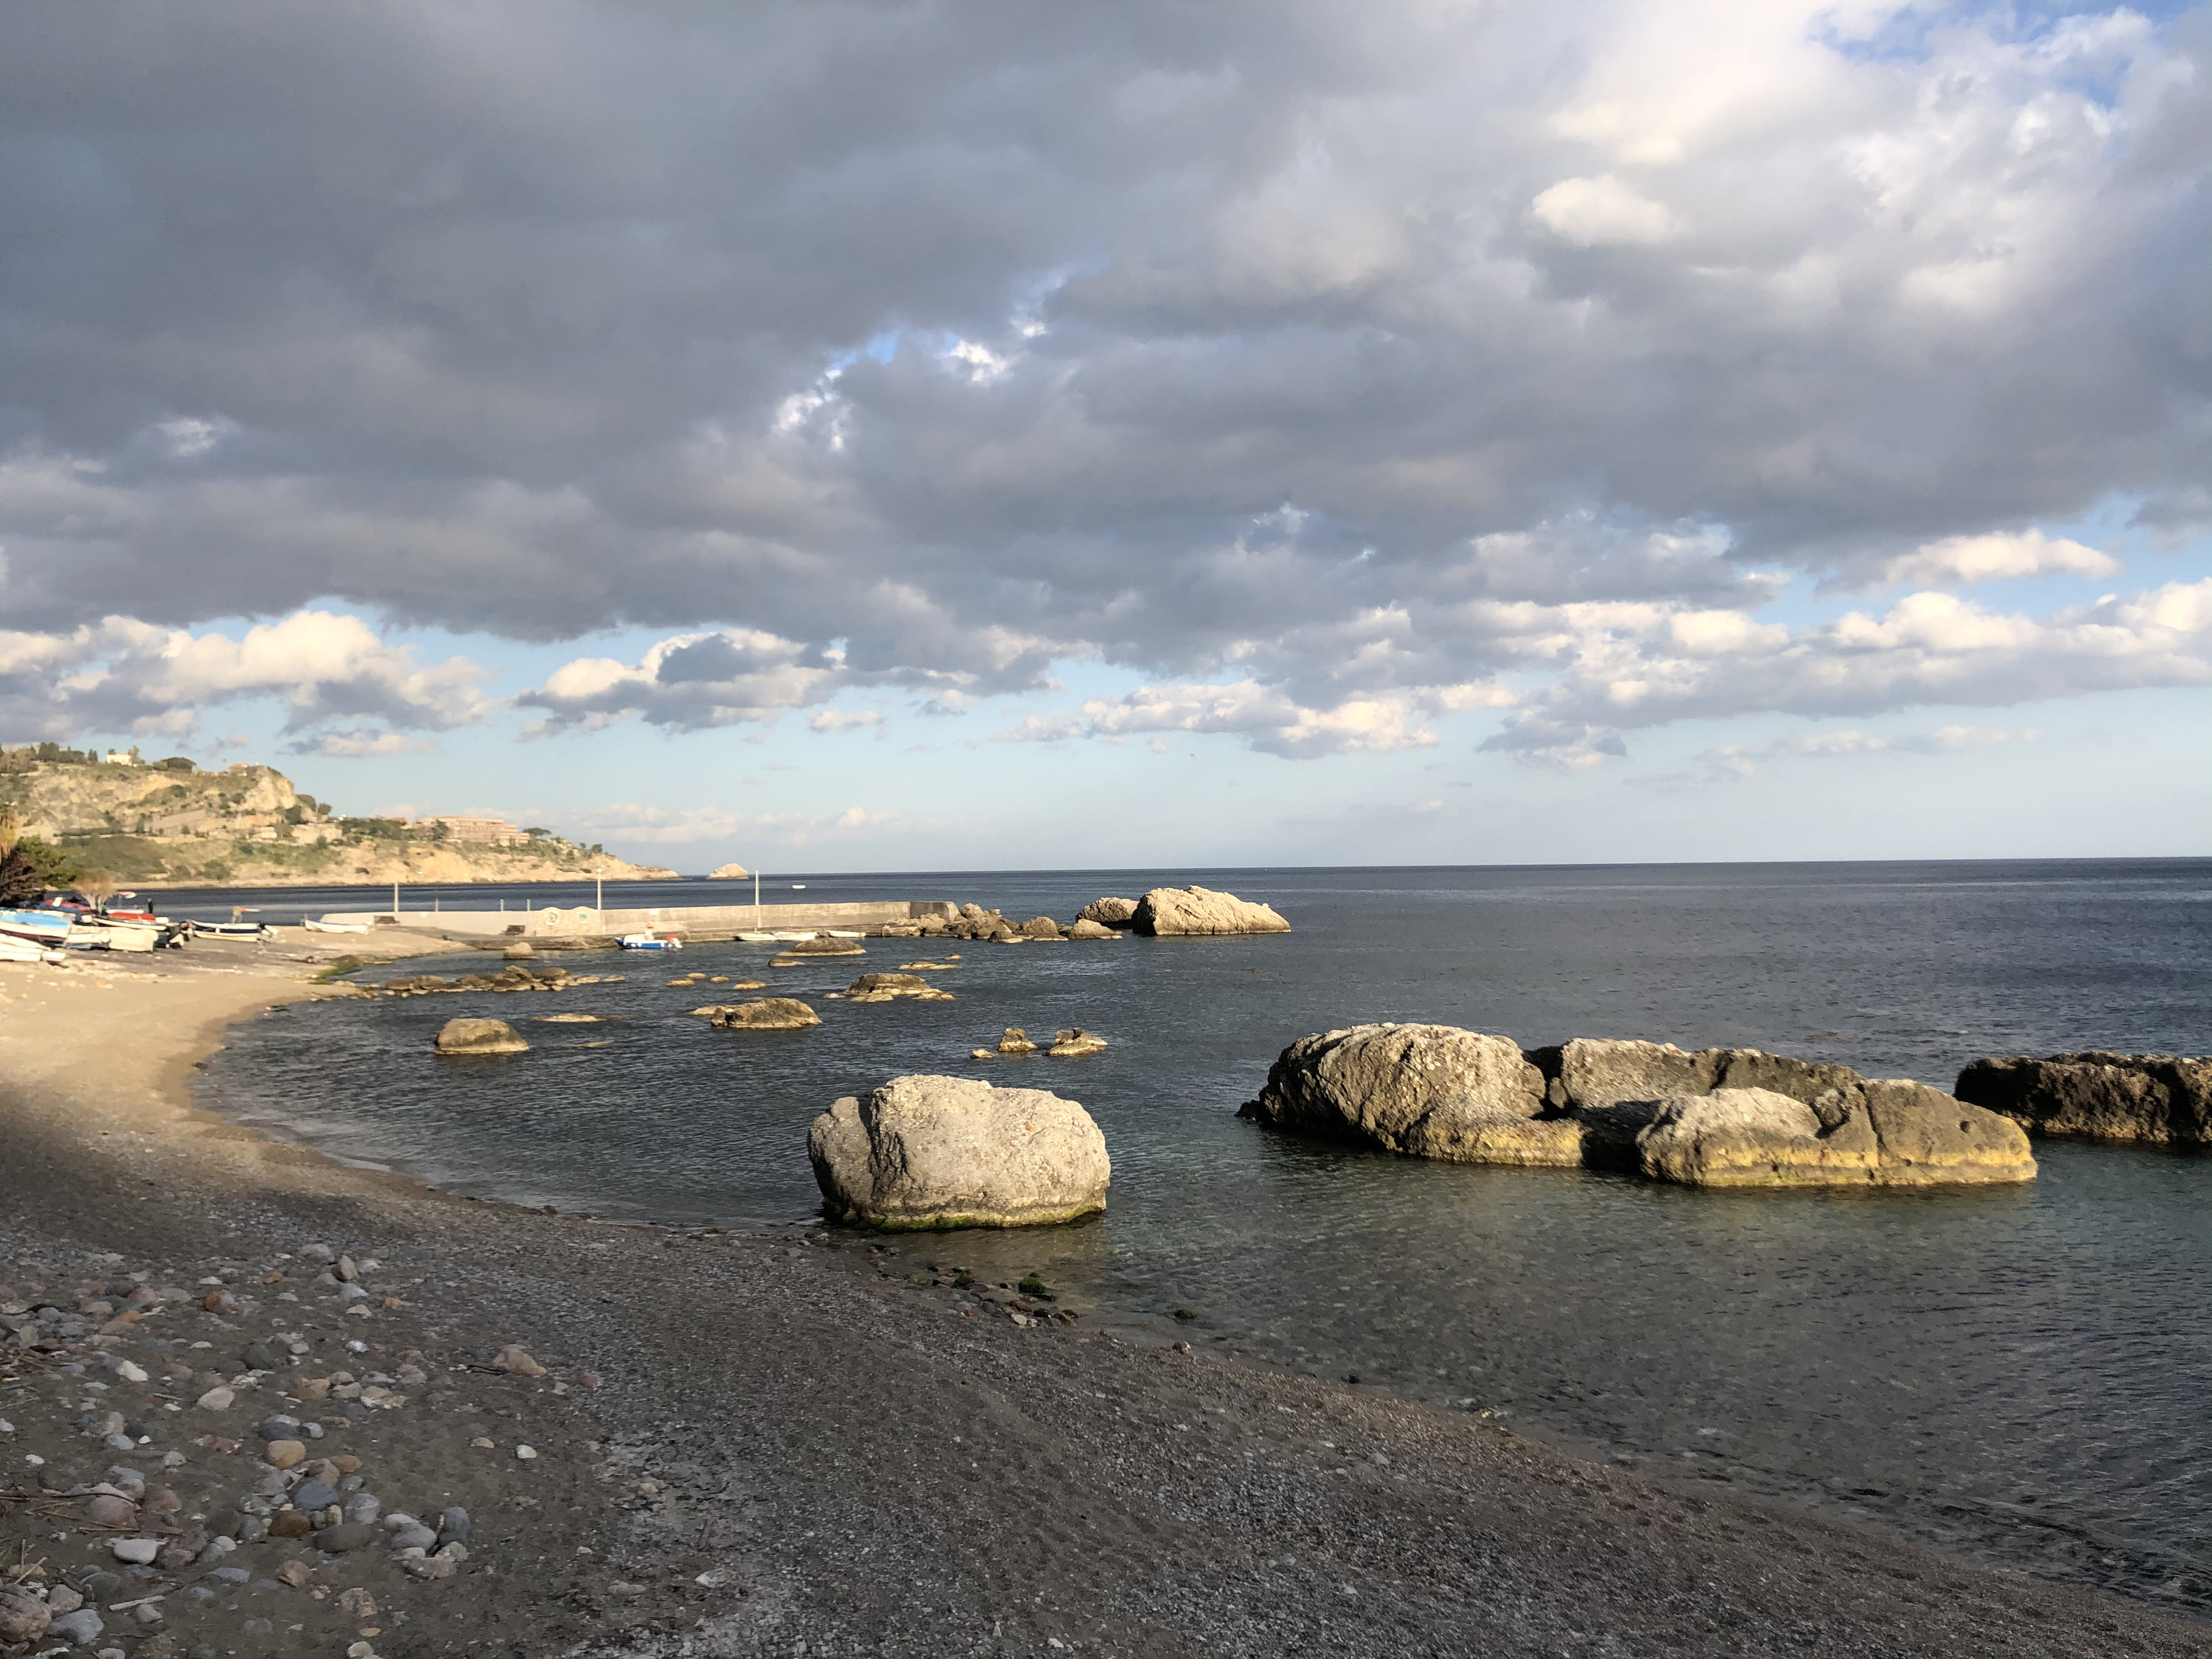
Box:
(3, 938), (2208, 1658)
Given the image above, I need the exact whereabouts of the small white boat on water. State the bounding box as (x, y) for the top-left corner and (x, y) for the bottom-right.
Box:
(619, 933), (684, 950)
(825, 930), (864, 939)
(737, 931), (778, 943)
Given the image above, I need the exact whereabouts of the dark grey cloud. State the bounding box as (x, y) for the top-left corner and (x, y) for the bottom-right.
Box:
(0, 0), (2207, 753)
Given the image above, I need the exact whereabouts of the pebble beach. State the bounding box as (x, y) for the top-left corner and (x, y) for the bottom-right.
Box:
(3, 933), (2209, 1658)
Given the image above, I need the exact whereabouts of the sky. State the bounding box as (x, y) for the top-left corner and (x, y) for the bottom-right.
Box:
(1, 0), (2207, 872)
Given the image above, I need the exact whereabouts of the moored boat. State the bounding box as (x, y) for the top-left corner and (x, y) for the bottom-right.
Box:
(619, 932), (684, 950)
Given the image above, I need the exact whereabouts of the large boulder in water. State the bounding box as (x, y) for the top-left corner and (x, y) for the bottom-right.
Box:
(1636, 1080), (2035, 1187)
(1067, 917), (1119, 940)
(1954, 1052), (2212, 1148)
(1241, 1024), (1580, 1166)
(1077, 896), (1139, 928)
(1133, 885), (1290, 937)
(808, 1075), (1110, 1229)
(434, 1018), (528, 1055)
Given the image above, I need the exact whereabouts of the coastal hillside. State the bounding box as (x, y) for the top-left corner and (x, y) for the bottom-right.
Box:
(0, 745), (675, 887)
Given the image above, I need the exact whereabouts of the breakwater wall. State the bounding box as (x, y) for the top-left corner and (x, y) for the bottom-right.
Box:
(319, 898), (957, 943)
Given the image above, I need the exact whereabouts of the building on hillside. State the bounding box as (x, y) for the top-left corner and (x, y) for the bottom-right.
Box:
(421, 815), (530, 845)
(104, 749), (142, 765)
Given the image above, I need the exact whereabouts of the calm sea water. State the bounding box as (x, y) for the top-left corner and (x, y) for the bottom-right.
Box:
(189, 861), (2212, 1612)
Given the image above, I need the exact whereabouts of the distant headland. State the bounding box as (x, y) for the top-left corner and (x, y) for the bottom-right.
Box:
(0, 743), (676, 888)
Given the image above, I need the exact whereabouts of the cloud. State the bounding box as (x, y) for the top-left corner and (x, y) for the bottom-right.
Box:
(807, 708), (884, 734)
(1484, 578), (2212, 763)
(1698, 723), (2039, 779)
(0, 610), (491, 744)
(0, 2), (2203, 760)
(1870, 530), (2121, 589)
(1528, 175), (1681, 246)
(997, 679), (1517, 758)
(566, 801), (935, 846)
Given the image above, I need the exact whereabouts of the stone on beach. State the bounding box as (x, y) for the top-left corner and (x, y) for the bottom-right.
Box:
(1240, 1024), (1579, 1166)
(1132, 885), (1290, 937)
(844, 972), (956, 1003)
(491, 1344), (547, 1376)
(433, 1018), (529, 1056)
(0, 1584), (49, 1646)
(808, 1074), (1112, 1229)
(712, 998), (821, 1030)
(1954, 1051), (2212, 1148)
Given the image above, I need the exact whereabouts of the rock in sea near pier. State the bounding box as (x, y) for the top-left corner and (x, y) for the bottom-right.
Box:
(1954, 1051), (2212, 1149)
(844, 972), (956, 1003)
(712, 998), (821, 1030)
(1245, 1023), (2037, 1187)
(1132, 885), (1290, 936)
(432, 1018), (529, 1056)
(808, 1074), (1111, 1229)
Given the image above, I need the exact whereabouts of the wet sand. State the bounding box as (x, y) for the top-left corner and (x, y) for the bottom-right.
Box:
(2, 936), (2208, 1657)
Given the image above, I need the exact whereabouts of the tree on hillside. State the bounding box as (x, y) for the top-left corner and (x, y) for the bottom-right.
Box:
(0, 815), (79, 906)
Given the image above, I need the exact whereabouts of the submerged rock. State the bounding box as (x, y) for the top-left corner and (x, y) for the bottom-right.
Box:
(844, 973), (955, 1003)
(1954, 1052), (2212, 1148)
(432, 1018), (529, 1056)
(1241, 1024), (1580, 1166)
(1133, 885), (1290, 937)
(808, 1074), (1111, 1229)
(712, 999), (821, 1030)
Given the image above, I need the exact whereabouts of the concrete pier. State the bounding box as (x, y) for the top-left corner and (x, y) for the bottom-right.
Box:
(315, 898), (957, 944)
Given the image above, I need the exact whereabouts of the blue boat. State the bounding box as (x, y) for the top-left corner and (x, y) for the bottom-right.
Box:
(0, 907), (73, 945)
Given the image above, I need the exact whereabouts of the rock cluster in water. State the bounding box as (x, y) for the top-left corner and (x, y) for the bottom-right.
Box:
(1130, 886), (1291, 937)
(1241, 1025), (2036, 1188)
(711, 998), (821, 1030)
(891, 886), (1286, 942)
(1955, 1052), (2212, 1149)
(808, 1074), (1111, 1229)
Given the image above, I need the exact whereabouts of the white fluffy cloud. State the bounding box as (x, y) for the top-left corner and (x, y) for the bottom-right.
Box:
(0, 611), (490, 746)
(1698, 723), (2039, 779)
(1871, 530), (2121, 589)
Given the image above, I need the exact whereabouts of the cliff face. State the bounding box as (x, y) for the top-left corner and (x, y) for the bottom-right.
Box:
(0, 755), (676, 887)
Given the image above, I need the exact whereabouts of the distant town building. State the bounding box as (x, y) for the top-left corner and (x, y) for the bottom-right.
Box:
(421, 815), (530, 845)
(104, 749), (142, 765)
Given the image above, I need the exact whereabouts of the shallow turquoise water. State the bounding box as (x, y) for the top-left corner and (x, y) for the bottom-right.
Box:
(194, 860), (2212, 1612)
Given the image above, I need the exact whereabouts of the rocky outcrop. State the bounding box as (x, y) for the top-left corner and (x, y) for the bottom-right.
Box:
(1047, 1028), (1108, 1057)
(1527, 1037), (1864, 1112)
(1241, 1024), (1581, 1166)
(1245, 1024), (2036, 1187)
(1077, 897), (1138, 929)
(998, 1027), (1037, 1056)
(707, 862), (751, 879)
(807, 1074), (1112, 1229)
(1067, 918), (1119, 940)
(1954, 1052), (2212, 1147)
(432, 1018), (528, 1056)
(1634, 1080), (2034, 1188)
(787, 936), (865, 956)
(1018, 916), (1065, 938)
(1133, 886), (1289, 937)
(712, 999), (821, 1030)
(844, 973), (955, 1003)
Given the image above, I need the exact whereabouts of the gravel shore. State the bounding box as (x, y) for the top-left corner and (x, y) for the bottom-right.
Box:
(2, 937), (2207, 1658)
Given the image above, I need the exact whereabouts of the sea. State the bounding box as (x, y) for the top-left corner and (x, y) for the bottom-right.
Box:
(177, 860), (2212, 1614)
